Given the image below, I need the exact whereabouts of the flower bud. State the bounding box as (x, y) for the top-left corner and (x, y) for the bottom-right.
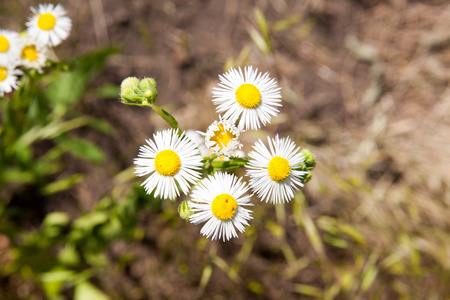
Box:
(119, 77), (145, 105)
(119, 77), (158, 106)
(301, 172), (312, 184)
(139, 78), (158, 103)
(120, 77), (139, 92)
(301, 149), (316, 170)
(139, 77), (157, 90)
(178, 200), (193, 221)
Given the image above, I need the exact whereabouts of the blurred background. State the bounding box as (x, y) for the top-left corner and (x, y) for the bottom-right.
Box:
(1, 0), (450, 299)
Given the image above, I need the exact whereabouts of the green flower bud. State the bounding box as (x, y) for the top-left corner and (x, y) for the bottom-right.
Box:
(178, 200), (193, 221)
(120, 77), (156, 106)
(120, 77), (139, 93)
(139, 77), (157, 90)
(301, 172), (312, 184)
(121, 88), (135, 98)
(139, 78), (158, 103)
(301, 149), (316, 170)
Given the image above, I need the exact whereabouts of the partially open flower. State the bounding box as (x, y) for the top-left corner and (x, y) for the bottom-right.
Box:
(19, 37), (48, 72)
(201, 117), (243, 157)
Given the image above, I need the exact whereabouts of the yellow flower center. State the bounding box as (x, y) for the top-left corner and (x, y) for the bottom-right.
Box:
(22, 45), (39, 62)
(210, 123), (235, 151)
(37, 13), (56, 31)
(154, 150), (181, 176)
(211, 193), (237, 220)
(235, 83), (261, 108)
(0, 36), (9, 53)
(268, 156), (291, 182)
(0, 67), (8, 82)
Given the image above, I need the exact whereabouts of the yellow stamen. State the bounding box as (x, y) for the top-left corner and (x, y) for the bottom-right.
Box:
(268, 156), (290, 182)
(235, 83), (261, 108)
(22, 45), (39, 62)
(154, 150), (181, 176)
(0, 67), (8, 82)
(210, 123), (235, 151)
(211, 193), (237, 220)
(0, 36), (9, 53)
(37, 13), (56, 31)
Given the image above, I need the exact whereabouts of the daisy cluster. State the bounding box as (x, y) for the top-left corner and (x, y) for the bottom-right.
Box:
(127, 66), (316, 241)
(0, 3), (71, 96)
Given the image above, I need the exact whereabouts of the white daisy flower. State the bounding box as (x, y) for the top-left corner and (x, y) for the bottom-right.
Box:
(0, 29), (21, 61)
(189, 172), (253, 241)
(246, 135), (308, 204)
(200, 117), (243, 156)
(212, 66), (282, 130)
(26, 3), (72, 47)
(134, 129), (203, 200)
(0, 58), (22, 97)
(19, 37), (48, 71)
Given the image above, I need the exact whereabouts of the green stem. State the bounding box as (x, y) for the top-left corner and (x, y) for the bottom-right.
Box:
(211, 157), (248, 171)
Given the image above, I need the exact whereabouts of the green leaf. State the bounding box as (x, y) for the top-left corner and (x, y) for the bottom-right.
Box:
(42, 212), (70, 228)
(254, 8), (270, 42)
(302, 212), (324, 255)
(98, 217), (122, 240)
(94, 84), (120, 98)
(46, 70), (87, 106)
(73, 212), (108, 232)
(87, 118), (113, 135)
(41, 269), (75, 298)
(248, 28), (271, 55)
(41, 173), (84, 195)
(161, 108), (179, 128)
(74, 281), (110, 300)
(274, 14), (302, 31)
(58, 244), (81, 267)
(55, 135), (105, 164)
(339, 224), (367, 246)
(71, 46), (121, 79)
(266, 220), (284, 239)
(1, 168), (35, 184)
(361, 266), (378, 292)
(45, 46), (121, 107)
(293, 284), (323, 298)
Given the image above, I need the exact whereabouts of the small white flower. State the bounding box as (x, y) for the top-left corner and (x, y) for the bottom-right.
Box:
(0, 58), (22, 97)
(0, 29), (21, 61)
(212, 66), (282, 130)
(200, 117), (243, 156)
(134, 129), (203, 200)
(19, 37), (48, 71)
(246, 135), (308, 204)
(26, 3), (72, 47)
(189, 172), (253, 241)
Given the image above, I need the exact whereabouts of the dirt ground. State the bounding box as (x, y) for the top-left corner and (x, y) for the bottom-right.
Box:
(2, 0), (450, 299)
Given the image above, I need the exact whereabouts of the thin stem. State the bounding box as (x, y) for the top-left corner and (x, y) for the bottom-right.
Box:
(211, 157), (248, 171)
